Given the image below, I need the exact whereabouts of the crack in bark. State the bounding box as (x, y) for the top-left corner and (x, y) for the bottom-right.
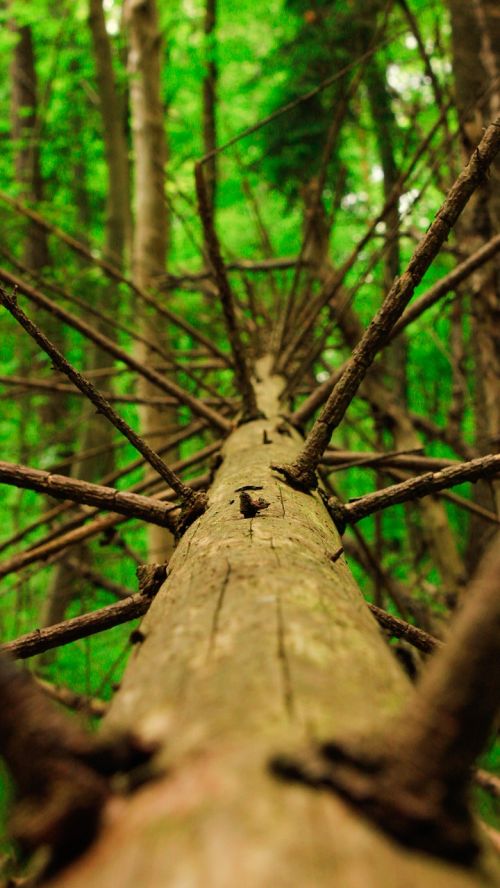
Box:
(277, 483), (286, 519)
(207, 559), (231, 661)
(276, 590), (295, 720)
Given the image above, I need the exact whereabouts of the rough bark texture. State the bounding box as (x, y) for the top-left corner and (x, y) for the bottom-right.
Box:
(42, 360), (499, 887)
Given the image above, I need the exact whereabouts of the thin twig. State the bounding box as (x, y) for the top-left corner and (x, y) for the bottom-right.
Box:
(35, 677), (108, 718)
(368, 603), (440, 654)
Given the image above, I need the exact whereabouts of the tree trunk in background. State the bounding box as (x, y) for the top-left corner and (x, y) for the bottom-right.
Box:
(125, 0), (173, 563)
(203, 0), (217, 212)
(71, 0), (132, 484)
(43, 359), (498, 888)
(9, 21), (48, 271)
(88, 0), (132, 271)
(41, 2), (132, 628)
(449, 0), (500, 568)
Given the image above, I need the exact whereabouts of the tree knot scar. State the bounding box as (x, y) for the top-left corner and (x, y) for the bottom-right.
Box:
(319, 490), (347, 534)
(175, 491), (209, 538)
(271, 462), (317, 492)
(239, 490), (270, 518)
(136, 562), (168, 598)
(130, 628), (147, 645)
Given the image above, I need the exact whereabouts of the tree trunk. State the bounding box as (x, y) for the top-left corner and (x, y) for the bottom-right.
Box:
(43, 358), (499, 887)
(449, 0), (500, 566)
(40, 1), (132, 629)
(125, 0), (174, 564)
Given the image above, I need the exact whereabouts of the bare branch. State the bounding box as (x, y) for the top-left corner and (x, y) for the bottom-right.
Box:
(0, 474), (209, 581)
(321, 448), (457, 472)
(195, 163), (260, 420)
(368, 603), (440, 654)
(334, 453), (500, 529)
(1, 592), (154, 659)
(273, 116), (500, 489)
(0, 287), (209, 525)
(0, 267), (232, 432)
(35, 677), (108, 718)
(0, 190), (231, 366)
(0, 459), (180, 530)
(391, 232), (500, 337)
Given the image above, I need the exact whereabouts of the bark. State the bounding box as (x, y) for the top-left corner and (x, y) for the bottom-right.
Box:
(41, 359), (499, 887)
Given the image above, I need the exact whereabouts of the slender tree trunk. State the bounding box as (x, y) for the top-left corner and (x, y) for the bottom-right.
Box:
(43, 359), (498, 888)
(41, 3), (133, 628)
(449, 0), (500, 567)
(125, 0), (174, 563)
(9, 21), (48, 270)
(202, 0), (217, 212)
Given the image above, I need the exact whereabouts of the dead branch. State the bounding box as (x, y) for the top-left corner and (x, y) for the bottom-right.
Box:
(23, 442), (219, 557)
(66, 558), (133, 600)
(321, 447), (457, 472)
(0, 474), (209, 581)
(0, 267), (232, 433)
(0, 421), (211, 556)
(280, 104), (452, 371)
(0, 374), (190, 407)
(368, 603), (441, 654)
(0, 190), (231, 366)
(0, 655), (152, 873)
(0, 459), (179, 530)
(475, 769), (500, 800)
(273, 116), (500, 489)
(0, 287), (208, 526)
(34, 677), (108, 718)
(1, 592), (154, 659)
(195, 163), (260, 421)
(335, 453), (500, 528)
(391, 232), (500, 337)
